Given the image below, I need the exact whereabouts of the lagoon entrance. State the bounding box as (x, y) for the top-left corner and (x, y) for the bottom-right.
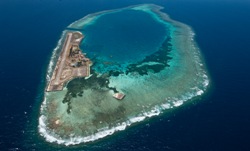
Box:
(39, 4), (209, 146)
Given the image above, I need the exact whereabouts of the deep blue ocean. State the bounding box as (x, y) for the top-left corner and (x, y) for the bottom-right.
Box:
(0, 0), (250, 150)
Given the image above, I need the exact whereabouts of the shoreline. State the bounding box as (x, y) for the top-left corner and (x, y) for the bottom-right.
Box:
(46, 32), (91, 92)
(39, 4), (210, 146)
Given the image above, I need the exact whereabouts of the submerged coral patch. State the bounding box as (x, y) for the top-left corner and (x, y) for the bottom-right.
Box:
(39, 4), (209, 146)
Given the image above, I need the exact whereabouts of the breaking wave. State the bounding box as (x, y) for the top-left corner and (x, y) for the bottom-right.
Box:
(46, 31), (67, 82)
(38, 4), (210, 146)
(39, 71), (209, 146)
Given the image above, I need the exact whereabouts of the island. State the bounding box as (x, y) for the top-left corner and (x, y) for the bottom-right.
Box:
(39, 4), (209, 146)
(46, 32), (91, 92)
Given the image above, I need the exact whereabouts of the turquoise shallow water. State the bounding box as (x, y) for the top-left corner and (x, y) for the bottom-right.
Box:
(1, 0), (250, 150)
(38, 4), (209, 146)
(81, 9), (168, 73)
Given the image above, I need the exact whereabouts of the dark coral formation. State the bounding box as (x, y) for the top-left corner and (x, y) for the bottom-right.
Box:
(126, 36), (172, 75)
(63, 35), (173, 114)
(62, 73), (118, 113)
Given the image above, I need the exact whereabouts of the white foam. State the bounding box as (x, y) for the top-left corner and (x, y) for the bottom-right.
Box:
(39, 79), (208, 146)
(143, 107), (161, 117)
(129, 116), (146, 123)
(39, 115), (64, 144)
(196, 89), (204, 96)
(173, 100), (184, 107)
(39, 114), (132, 145)
(161, 103), (171, 109)
(46, 31), (67, 82)
(41, 48), (210, 146)
(202, 74), (209, 87)
(39, 3), (211, 146)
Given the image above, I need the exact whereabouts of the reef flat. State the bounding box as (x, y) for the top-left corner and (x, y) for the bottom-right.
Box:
(39, 4), (209, 146)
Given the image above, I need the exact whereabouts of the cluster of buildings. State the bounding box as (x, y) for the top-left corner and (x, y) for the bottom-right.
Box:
(68, 44), (91, 68)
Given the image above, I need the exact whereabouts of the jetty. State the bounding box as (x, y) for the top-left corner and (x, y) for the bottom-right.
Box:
(46, 32), (91, 92)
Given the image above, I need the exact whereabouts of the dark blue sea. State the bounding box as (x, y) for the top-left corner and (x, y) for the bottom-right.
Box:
(0, 0), (250, 150)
